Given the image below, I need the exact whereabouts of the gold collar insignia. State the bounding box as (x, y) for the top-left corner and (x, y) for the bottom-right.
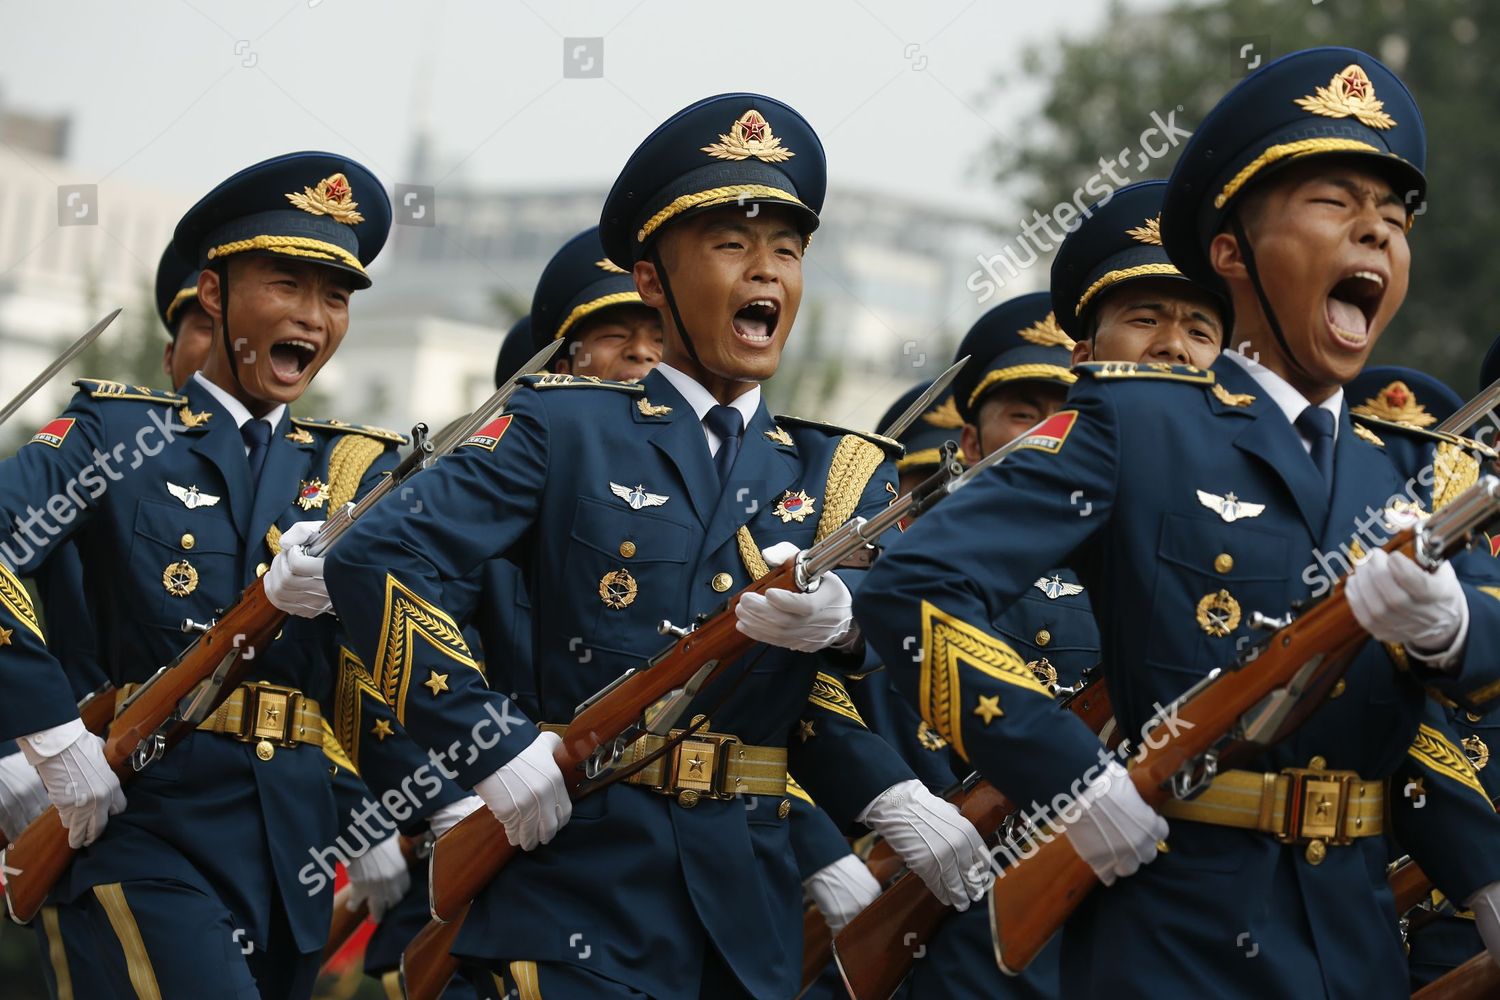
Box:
(1211, 383), (1255, 407)
(764, 425), (795, 447)
(636, 398), (672, 417)
(178, 405), (212, 429)
(285, 427), (315, 445)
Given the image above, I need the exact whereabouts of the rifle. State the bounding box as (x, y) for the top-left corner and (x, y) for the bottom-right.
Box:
(987, 475), (1500, 974)
(1413, 952), (1500, 999)
(0, 342), (562, 924)
(831, 673), (1114, 1000)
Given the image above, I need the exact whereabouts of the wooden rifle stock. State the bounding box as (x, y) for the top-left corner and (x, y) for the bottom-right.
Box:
(800, 906), (833, 996)
(3, 582), (284, 923)
(1413, 951), (1500, 999)
(402, 904), (468, 1000)
(832, 674), (1112, 999)
(1389, 857), (1433, 916)
(987, 531), (1420, 974)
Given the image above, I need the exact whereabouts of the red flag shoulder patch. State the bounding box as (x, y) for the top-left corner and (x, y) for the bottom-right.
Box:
(1014, 410), (1078, 455)
(462, 414), (513, 452)
(30, 417), (75, 448)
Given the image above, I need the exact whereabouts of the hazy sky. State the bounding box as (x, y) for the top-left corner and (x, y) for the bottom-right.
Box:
(0, 0), (1159, 215)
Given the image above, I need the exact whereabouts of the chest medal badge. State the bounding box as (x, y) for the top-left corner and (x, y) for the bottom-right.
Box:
(773, 489), (815, 523)
(167, 482), (221, 510)
(610, 482), (669, 511)
(1197, 489), (1265, 523)
(297, 478), (330, 511)
(599, 568), (638, 609)
(1196, 589), (1242, 637)
(163, 560), (199, 598)
(1034, 575), (1084, 600)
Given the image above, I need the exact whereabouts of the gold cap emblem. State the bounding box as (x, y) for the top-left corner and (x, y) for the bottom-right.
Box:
(1351, 380), (1435, 428)
(1294, 64), (1396, 130)
(921, 396), (964, 429)
(595, 257), (629, 274)
(1126, 215), (1163, 246)
(701, 109), (795, 163)
(1017, 311), (1075, 350)
(285, 172), (365, 225)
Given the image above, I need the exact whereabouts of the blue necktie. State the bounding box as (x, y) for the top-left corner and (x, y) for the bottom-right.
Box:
(1295, 405), (1336, 493)
(241, 419), (272, 482)
(704, 404), (744, 487)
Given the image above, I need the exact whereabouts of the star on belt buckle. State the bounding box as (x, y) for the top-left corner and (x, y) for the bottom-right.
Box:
(671, 739), (720, 795)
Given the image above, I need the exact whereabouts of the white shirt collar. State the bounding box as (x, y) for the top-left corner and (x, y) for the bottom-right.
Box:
(1222, 350), (1342, 449)
(192, 371), (286, 438)
(656, 363), (762, 456)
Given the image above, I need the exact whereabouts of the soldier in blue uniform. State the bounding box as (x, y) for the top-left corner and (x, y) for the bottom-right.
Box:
(0, 152), (467, 999)
(857, 47), (1500, 996)
(325, 94), (990, 999)
(533, 226), (662, 381)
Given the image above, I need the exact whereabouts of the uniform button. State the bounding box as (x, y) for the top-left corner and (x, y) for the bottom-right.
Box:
(180, 533), (196, 550)
(677, 789), (700, 808)
(619, 540), (636, 558)
(1214, 553), (1233, 574)
(1304, 839), (1327, 865)
(712, 573), (733, 593)
(256, 562), (269, 578)
(1329, 679), (1346, 699)
(255, 740), (275, 761)
(778, 799), (791, 820)
(1034, 629), (1051, 647)
(1308, 755), (1327, 771)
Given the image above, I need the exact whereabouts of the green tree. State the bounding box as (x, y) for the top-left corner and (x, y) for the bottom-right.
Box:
(982, 0), (1495, 389)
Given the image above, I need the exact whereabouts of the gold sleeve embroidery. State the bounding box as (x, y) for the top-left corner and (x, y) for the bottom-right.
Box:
(1409, 723), (1488, 801)
(920, 599), (1048, 761)
(374, 575), (481, 724)
(333, 645), (381, 770)
(808, 671), (865, 725)
(786, 773), (815, 805)
(0, 563), (44, 642)
(1431, 442), (1479, 514)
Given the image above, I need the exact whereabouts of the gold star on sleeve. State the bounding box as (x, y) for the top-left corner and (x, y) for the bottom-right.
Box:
(423, 670), (450, 696)
(973, 694), (1004, 725)
(371, 718), (394, 740)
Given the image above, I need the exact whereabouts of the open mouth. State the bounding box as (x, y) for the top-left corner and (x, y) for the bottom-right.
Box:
(731, 298), (780, 346)
(1324, 269), (1386, 349)
(268, 338), (319, 384)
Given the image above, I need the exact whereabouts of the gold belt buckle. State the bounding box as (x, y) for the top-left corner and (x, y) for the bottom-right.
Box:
(1278, 768), (1351, 844)
(669, 732), (741, 800)
(248, 684), (298, 747)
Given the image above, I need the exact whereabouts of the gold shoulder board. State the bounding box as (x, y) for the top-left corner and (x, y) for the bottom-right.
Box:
(290, 417), (409, 446)
(1072, 362), (1217, 386)
(73, 378), (188, 405)
(517, 374), (645, 393)
(773, 414), (903, 459)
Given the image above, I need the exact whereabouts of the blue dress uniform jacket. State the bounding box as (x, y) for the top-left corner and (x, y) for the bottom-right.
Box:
(326, 368), (906, 999)
(855, 357), (1500, 999)
(0, 377), (453, 961)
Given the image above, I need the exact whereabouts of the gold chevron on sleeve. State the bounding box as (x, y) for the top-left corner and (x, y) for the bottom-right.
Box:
(920, 599), (1048, 761)
(332, 645), (382, 770)
(815, 435), (886, 543)
(0, 563), (44, 642)
(1409, 723), (1488, 801)
(373, 575), (480, 724)
(808, 671), (866, 725)
(321, 718), (358, 775)
(786, 773), (815, 805)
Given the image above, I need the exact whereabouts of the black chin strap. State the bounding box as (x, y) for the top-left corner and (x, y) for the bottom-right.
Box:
(1229, 212), (1309, 378)
(214, 260), (249, 395)
(649, 244), (705, 370)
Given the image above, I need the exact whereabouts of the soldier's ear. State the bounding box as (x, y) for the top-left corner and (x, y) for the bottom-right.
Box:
(634, 258), (665, 309)
(1209, 231), (1248, 282)
(161, 341), (175, 380)
(1071, 340), (1092, 366)
(960, 423), (982, 466)
(198, 268), (223, 322)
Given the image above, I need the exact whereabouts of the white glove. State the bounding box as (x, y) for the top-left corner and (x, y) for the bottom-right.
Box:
(858, 779), (989, 910)
(18, 726), (125, 849)
(1063, 760), (1167, 886)
(429, 794), (484, 839)
(0, 751), (50, 841)
(474, 731), (572, 851)
(734, 542), (855, 652)
(1467, 880), (1500, 968)
(1346, 548), (1468, 660)
(344, 833), (409, 922)
(264, 520), (331, 618)
(805, 852), (882, 933)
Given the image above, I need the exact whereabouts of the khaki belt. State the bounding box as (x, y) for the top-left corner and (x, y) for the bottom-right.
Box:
(540, 723), (786, 807)
(1161, 766), (1382, 862)
(117, 681), (323, 760)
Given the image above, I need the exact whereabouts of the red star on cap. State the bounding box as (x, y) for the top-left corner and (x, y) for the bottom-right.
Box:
(1384, 386), (1409, 408)
(739, 115), (767, 142)
(1340, 68), (1370, 100)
